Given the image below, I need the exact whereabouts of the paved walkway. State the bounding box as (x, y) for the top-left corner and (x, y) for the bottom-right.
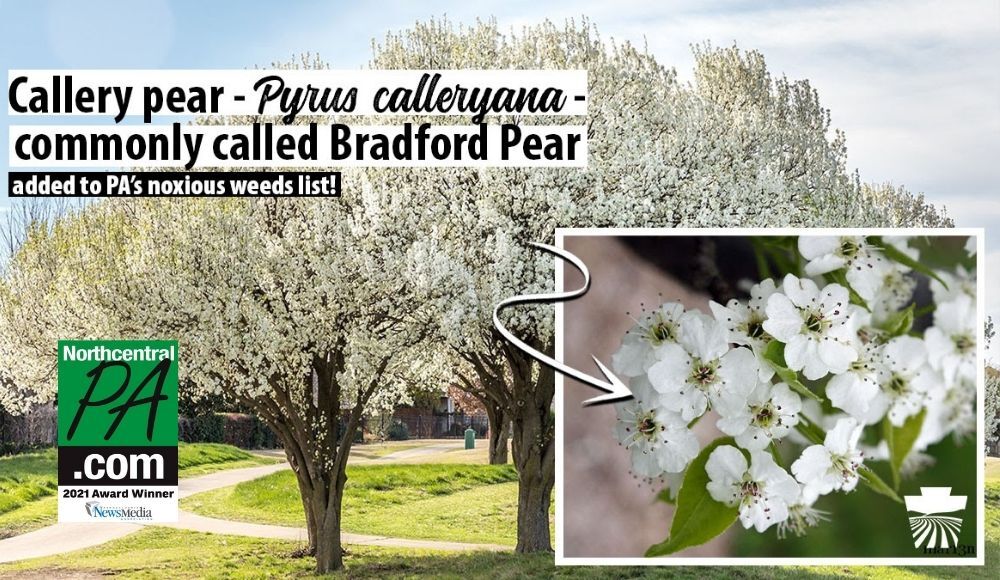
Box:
(375, 441), (464, 462)
(0, 446), (508, 564)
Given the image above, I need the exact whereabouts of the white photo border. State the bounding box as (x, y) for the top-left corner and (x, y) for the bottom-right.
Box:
(554, 227), (986, 567)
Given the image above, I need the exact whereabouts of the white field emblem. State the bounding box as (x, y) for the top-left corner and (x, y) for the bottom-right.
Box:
(904, 487), (967, 549)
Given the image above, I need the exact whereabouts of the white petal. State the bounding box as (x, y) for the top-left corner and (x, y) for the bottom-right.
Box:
(818, 283), (850, 314)
(647, 344), (691, 394)
(805, 254), (847, 277)
(824, 417), (862, 455)
(782, 274), (820, 307)
(717, 411), (752, 437)
(630, 446), (663, 478)
(791, 445), (833, 489)
(782, 334), (812, 373)
(770, 382), (803, 416)
(798, 237), (841, 260)
(827, 373), (879, 418)
(736, 426), (771, 451)
(716, 347), (759, 404)
(612, 340), (649, 378)
(679, 311), (729, 362)
(676, 389), (709, 422)
(660, 427), (700, 473)
(883, 336), (927, 374)
(846, 262), (888, 301)
(707, 480), (740, 507)
(762, 294), (803, 341)
(923, 327), (952, 371)
(817, 338), (857, 375)
(706, 445), (748, 485)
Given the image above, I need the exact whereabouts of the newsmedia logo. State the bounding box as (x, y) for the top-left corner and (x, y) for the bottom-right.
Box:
(83, 501), (153, 520)
(904, 487), (968, 553)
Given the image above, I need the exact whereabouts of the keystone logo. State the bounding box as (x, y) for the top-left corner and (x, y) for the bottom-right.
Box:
(904, 487), (967, 550)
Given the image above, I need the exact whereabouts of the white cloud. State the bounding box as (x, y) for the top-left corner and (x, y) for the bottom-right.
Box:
(267, 0), (999, 216)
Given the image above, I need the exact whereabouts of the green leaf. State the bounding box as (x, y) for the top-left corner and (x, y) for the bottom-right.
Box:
(656, 486), (676, 505)
(880, 304), (915, 338)
(859, 466), (904, 504)
(879, 240), (948, 289)
(762, 341), (823, 403)
(646, 438), (740, 556)
(794, 415), (827, 445)
(884, 409), (927, 490)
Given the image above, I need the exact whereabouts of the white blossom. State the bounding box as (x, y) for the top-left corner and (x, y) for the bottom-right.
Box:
(612, 302), (686, 378)
(878, 336), (937, 427)
(825, 341), (884, 421)
(797, 236), (890, 301)
(716, 381), (802, 451)
(614, 378), (700, 477)
(709, 278), (779, 381)
(648, 312), (758, 421)
(762, 274), (858, 380)
(777, 487), (829, 539)
(791, 418), (865, 498)
(924, 294), (977, 385)
(706, 445), (800, 532)
(930, 265), (976, 305)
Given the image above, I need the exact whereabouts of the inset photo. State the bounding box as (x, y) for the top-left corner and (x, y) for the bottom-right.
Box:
(556, 229), (984, 565)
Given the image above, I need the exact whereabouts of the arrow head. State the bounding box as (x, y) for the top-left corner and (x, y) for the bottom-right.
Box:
(581, 356), (634, 406)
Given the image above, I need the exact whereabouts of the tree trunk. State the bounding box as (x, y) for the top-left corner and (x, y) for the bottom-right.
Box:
(310, 468), (347, 572)
(509, 359), (555, 553)
(485, 400), (509, 465)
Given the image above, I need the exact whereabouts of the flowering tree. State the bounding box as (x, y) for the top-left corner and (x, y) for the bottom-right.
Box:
(612, 235), (976, 553)
(0, 196), (437, 573)
(448, 357), (511, 464)
(987, 371), (1000, 452)
(0, 17), (956, 564)
(364, 18), (950, 553)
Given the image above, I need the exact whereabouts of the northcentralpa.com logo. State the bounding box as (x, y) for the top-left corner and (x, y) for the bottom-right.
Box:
(905, 487), (967, 551)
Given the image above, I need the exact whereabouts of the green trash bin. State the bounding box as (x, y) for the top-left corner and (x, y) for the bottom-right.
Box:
(464, 427), (476, 450)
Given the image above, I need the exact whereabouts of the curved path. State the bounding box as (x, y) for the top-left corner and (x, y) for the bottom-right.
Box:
(0, 455), (507, 564)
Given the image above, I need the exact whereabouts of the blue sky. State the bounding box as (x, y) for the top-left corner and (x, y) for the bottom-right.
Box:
(2, 0), (999, 313)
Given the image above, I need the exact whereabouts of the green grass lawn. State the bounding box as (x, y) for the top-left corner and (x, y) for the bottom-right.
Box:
(182, 464), (525, 545)
(2, 457), (996, 577)
(0, 443), (278, 538)
(1, 517), (996, 580)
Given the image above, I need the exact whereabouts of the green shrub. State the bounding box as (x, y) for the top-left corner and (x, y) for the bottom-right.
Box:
(179, 413), (279, 449)
(386, 421), (409, 441)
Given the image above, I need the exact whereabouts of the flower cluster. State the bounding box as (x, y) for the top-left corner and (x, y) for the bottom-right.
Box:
(613, 235), (977, 540)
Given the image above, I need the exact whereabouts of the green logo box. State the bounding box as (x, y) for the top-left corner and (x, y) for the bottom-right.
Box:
(58, 340), (178, 447)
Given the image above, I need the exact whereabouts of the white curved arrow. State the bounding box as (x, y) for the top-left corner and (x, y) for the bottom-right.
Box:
(492, 242), (633, 406)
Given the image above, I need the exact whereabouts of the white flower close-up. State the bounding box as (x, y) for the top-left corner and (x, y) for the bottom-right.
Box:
(762, 274), (859, 380)
(709, 278), (779, 381)
(614, 378), (700, 478)
(791, 418), (865, 498)
(878, 336), (938, 427)
(647, 311), (759, 422)
(606, 234), (977, 550)
(612, 302), (687, 378)
(715, 381), (802, 451)
(825, 341), (884, 421)
(924, 293), (977, 385)
(797, 236), (890, 301)
(706, 445), (800, 532)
